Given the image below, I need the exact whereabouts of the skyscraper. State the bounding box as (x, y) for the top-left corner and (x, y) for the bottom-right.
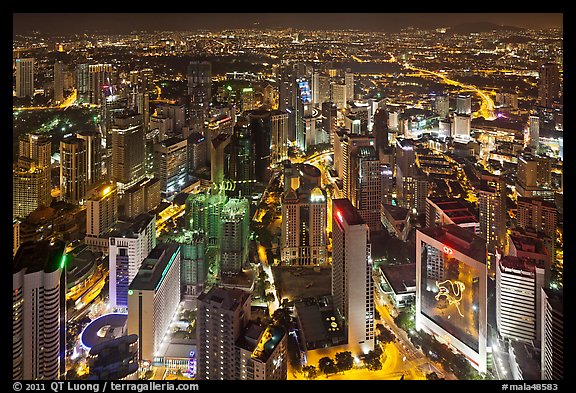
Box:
(60, 136), (88, 204)
(77, 130), (102, 188)
(246, 109), (273, 183)
(75, 63), (90, 103)
(331, 83), (347, 110)
(350, 145), (382, 232)
(529, 115), (540, 151)
(108, 213), (156, 310)
(197, 286), (252, 380)
(187, 132), (207, 174)
(515, 154), (553, 199)
(13, 240), (66, 380)
(312, 71), (331, 106)
(416, 225), (488, 372)
(220, 198), (250, 275)
(85, 182), (118, 238)
(228, 119), (255, 197)
(331, 198), (375, 356)
(127, 243), (181, 363)
(516, 197), (557, 238)
(281, 172), (327, 266)
(270, 110), (289, 164)
(210, 133), (231, 189)
(456, 94), (472, 115)
(396, 139), (417, 210)
(344, 70), (354, 102)
(111, 120), (146, 186)
(496, 256), (545, 343)
(88, 64), (112, 105)
(187, 61), (212, 129)
(434, 94), (450, 118)
(322, 102), (338, 145)
(53, 60), (64, 103)
(478, 176), (507, 269)
(342, 133), (374, 202)
(153, 137), (188, 195)
(540, 288), (563, 380)
(15, 58), (34, 98)
(538, 63), (560, 109)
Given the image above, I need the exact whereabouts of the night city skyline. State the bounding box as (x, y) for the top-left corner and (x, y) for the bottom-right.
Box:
(12, 13), (563, 384)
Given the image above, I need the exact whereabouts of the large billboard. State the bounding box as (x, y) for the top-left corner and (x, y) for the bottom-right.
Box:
(299, 81), (311, 104)
(419, 243), (480, 352)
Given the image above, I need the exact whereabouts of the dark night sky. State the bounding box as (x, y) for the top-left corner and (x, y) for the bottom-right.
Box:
(13, 13), (563, 36)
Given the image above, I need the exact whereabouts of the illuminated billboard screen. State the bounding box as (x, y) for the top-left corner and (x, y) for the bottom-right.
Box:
(299, 81), (311, 104)
(420, 243), (480, 352)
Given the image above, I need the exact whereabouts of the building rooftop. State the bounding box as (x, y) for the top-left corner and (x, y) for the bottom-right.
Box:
(252, 326), (285, 363)
(294, 296), (345, 348)
(13, 240), (65, 275)
(160, 136), (186, 148)
(418, 224), (486, 264)
(187, 132), (206, 144)
(129, 243), (180, 291)
(333, 198), (365, 226)
(108, 213), (155, 239)
(382, 203), (410, 221)
(379, 263), (416, 295)
(499, 256), (544, 274)
(211, 133), (231, 149)
(80, 313), (128, 350)
(509, 234), (547, 255)
(517, 196), (557, 209)
(198, 286), (250, 312)
(428, 197), (478, 225)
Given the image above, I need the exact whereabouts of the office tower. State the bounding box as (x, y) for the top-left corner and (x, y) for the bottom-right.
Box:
(228, 119), (255, 197)
(456, 94), (472, 115)
(87, 335), (139, 380)
(108, 213), (156, 310)
(111, 120), (146, 186)
(13, 219), (21, 257)
(294, 78), (312, 151)
(322, 102), (338, 145)
(15, 58), (34, 98)
(331, 199), (375, 356)
(127, 243), (181, 363)
(53, 60), (64, 103)
(434, 94), (449, 118)
(220, 198), (250, 275)
(416, 225), (488, 372)
(246, 109), (273, 183)
(380, 164), (394, 205)
(237, 324), (287, 380)
(281, 172), (327, 266)
(157, 104), (186, 133)
(210, 133), (231, 189)
(88, 64), (112, 105)
(395, 139), (417, 210)
(77, 130), (102, 188)
(538, 63), (560, 108)
(241, 87), (255, 111)
(167, 230), (207, 299)
(263, 83), (277, 109)
(426, 197), (480, 235)
(372, 109), (389, 157)
(516, 154), (553, 199)
(452, 113), (471, 140)
(75, 63), (90, 103)
(342, 134), (374, 201)
(529, 115), (540, 150)
(540, 288), (563, 380)
(122, 176), (161, 219)
(350, 145), (382, 232)
(478, 176), (507, 247)
(197, 287), (251, 380)
(345, 70), (354, 102)
(13, 133), (52, 218)
(312, 71), (331, 105)
(414, 169), (430, 216)
(497, 256), (545, 343)
(60, 136), (87, 204)
(516, 197), (557, 238)
(271, 110), (289, 164)
(13, 240), (66, 380)
(331, 83), (347, 110)
(153, 137), (188, 195)
(149, 113), (173, 140)
(13, 167), (51, 219)
(187, 132), (207, 173)
(86, 182), (118, 237)
(187, 61), (212, 129)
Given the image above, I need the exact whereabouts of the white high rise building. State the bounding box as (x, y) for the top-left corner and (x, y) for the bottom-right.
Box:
(13, 240), (66, 380)
(496, 256), (545, 343)
(456, 94), (472, 115)
(108, 214), (156, 310)
(331, 198), (375, 356)
(86, 182), (118, 237)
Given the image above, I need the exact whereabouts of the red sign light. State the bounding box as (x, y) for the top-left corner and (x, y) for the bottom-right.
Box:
(443, 246), (453, 255)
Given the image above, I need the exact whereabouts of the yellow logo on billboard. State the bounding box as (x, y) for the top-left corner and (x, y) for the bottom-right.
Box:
(435, 279), (465, 317)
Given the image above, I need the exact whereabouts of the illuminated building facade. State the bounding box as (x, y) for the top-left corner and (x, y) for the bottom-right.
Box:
(496, 256), (545, 343)
(60, 136), (87, 204)
(395, 138), (417, 210)
(77, 130), (103, 188)
(237, 324), (287, 380)
(456, 94), (472, 115)
(108, 213), (156, 310)
(197, 286), (251, 380)
(86, 182), (118, 237)
(111, 121), (146, 186)
(127, 243), (181, 364)
(53, 60), (64, 103)
(228, 119), (255, 197)
(88, 64), (112, 105)
(13, 240), (66, 380)
(220, 198), (250, 275)
(331, 198), (375, 356)
(15, 58), (34, 98)
(153, 136), (188, 195)
(350, 145), (382, 232)
(538, 63), (560, 109)
(416, 224), (488, 372)
(187, 132), (207, 173)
